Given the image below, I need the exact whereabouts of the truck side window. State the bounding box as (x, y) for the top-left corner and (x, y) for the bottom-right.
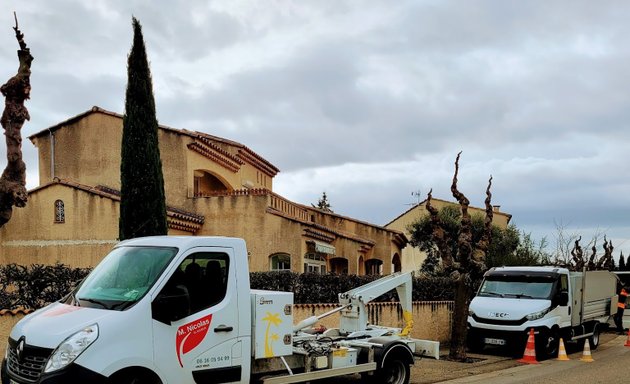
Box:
(560, 275), (568, 291)
(166, 252), (230, 314)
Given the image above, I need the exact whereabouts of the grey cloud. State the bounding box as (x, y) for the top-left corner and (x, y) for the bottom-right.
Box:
(2, 0), (630, 256)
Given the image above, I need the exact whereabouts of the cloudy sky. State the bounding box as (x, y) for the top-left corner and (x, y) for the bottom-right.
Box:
(1, 1), (629, 260)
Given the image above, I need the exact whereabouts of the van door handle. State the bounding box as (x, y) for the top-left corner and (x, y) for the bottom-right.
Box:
(214, 325), (233, 333)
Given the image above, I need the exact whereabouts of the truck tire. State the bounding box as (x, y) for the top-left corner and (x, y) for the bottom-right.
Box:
(589, 324), (600, 350)
(535, 329), (559, 360)
(109, 369), (161, 384)
(377, 356), (410, 384)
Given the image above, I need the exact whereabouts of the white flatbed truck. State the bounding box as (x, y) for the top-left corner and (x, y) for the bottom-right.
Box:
(1, 236), (438, 384)
(467, 266), (618, 358)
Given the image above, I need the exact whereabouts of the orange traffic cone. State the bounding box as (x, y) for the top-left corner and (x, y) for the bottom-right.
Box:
(580, 340), (594, 362)
(556, 338), (570, 361)
(518, 328), (539, 364)
(624, 329), (630, 347)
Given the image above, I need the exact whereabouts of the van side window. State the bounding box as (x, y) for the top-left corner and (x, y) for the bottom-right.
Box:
(560, 275), (568, 291)
(162, 252), (230, 315)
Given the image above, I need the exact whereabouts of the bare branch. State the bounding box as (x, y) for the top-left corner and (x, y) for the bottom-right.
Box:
(426, 189), (453, 268)
(474, 175), (493, 262)
(0, 13), (32, 227)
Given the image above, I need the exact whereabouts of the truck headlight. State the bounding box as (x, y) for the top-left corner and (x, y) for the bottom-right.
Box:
(526, 308), (550, 321)
(44, 324), (98, 373)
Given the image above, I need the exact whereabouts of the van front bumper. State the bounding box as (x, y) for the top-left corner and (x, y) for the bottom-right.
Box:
(2, 358), (107, 384)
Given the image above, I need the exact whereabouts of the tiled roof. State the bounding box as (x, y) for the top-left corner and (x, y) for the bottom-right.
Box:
(27, 106), (279, 176)
(0, 308), (33, 316)
(384, 196), (513, 227)
(29, 178), (205, 233)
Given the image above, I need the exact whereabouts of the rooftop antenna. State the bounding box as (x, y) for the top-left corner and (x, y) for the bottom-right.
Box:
(406, 190), (423, 207)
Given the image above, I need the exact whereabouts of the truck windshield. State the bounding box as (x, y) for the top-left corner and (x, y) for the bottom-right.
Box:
(69, 246), (177, 310)
(478, 276), (555, 300)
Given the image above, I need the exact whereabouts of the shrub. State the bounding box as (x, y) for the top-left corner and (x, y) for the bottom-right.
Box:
(0, 263), (91, 310)
(250, 272), (456, 304)
(0, 266), (459, 310)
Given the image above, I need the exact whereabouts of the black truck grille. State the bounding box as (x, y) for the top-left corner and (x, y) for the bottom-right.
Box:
(471, 314), (527, 326)
(6, 339), (52, 383)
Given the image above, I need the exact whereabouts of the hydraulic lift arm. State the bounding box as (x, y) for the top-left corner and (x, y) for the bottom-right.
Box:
(337, 272), (414, 336)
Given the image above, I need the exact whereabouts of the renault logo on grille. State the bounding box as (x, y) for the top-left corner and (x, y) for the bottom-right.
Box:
(16, 337), (25, 363)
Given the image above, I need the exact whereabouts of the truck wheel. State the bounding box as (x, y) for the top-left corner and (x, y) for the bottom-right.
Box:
(378, 357), (410, 384)
(535, 330), (559, 359)
(589, 324), (600, 350)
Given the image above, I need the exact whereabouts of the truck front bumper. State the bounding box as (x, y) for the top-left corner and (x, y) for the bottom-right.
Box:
(467, 321), (561, 354)
(2, 358), (107, 384)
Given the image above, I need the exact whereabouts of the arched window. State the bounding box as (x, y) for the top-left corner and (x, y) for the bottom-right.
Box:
(304, 253), (327, 274)
(365, 259), (383, 276)
(392, 253), (402, 273)
(54, 200), (65, 223)
(194, 170), (231, 196)
(329, 257), (348, 275)
(269, 253), (291, 271)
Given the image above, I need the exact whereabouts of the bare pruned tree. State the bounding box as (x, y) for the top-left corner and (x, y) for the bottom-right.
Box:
(426, 152), (493, 361)
(570, 234), (614, 271)
(595, 236), (614, 270)
(0, 13), (32, 228)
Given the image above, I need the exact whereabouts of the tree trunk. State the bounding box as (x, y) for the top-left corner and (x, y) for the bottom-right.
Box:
(0, 14), (32, 228)
(449, 274), (472, 360)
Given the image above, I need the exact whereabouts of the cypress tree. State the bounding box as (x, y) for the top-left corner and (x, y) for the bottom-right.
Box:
(119, 17), (167, 240)
(619, 252), (626, 271)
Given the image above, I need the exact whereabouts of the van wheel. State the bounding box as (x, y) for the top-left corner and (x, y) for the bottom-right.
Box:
(377, 357), (410, 384)
(589, 324), (600, 350)
(122, 377), (157, 384)
(536, 330), (559, 359)
(111, 372), (160, 384)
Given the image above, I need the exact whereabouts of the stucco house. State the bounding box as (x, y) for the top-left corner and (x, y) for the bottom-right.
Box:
(385, 197), (511, 272)
(0, 107), (406, 274)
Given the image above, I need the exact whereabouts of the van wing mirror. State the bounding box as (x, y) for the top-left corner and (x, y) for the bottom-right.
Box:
(152, 286), (190, 324)
(558, 291), (569, 306)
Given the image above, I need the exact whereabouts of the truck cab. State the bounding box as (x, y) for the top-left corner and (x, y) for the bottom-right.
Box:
(2, 236), (252, 384)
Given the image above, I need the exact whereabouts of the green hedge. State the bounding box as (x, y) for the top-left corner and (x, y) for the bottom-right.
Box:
(251, 271), (455, 303)
(0, 263), (91, 310)
(0, 265), (456, 310)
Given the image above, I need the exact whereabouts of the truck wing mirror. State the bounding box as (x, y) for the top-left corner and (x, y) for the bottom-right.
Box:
(152, 286), (191, 324)
(558, 291), (569, 306)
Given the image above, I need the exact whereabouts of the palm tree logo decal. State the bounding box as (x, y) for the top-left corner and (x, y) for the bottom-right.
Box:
(262, 312), (282, 357)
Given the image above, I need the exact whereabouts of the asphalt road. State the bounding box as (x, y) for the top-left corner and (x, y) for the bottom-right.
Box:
(440, 335), (630, 384)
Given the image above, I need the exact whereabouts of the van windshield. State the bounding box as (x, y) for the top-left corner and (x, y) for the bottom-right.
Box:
(478, 275), (555, 300)
(69, 246), (177, 310)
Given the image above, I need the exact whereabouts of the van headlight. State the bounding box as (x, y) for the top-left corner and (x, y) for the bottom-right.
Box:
(526, 308), (550, 321)
(44, 324), (98, 373)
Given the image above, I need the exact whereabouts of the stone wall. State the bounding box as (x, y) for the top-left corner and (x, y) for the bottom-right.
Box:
(293, 301), (453, 342)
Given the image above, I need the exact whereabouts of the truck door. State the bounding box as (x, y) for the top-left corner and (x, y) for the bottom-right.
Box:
(152, 248), (242, 384)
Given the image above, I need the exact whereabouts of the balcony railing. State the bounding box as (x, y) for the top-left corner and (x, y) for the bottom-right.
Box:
(193, 188), (310, 222)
